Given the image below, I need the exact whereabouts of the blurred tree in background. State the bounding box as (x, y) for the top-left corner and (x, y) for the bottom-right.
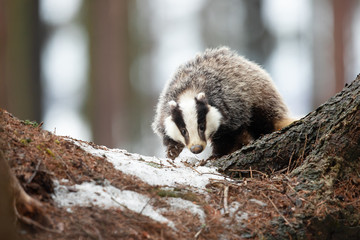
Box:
(0, 0), (42, 122)
(87, 0), (131, 148)
(0, 0), (359, 157)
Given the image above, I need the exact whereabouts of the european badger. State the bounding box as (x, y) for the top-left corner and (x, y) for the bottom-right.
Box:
(152, 47), (294, 159)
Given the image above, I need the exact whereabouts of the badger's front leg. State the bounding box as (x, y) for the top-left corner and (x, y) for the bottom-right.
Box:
(163, 136), (184, 160)
(210, 127), (253, 159)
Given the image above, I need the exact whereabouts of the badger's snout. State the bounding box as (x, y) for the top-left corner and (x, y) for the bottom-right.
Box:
(190, 145), (204, 154)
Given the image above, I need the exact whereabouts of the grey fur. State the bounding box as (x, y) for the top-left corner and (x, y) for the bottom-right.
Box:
(152, 46), (291, 158)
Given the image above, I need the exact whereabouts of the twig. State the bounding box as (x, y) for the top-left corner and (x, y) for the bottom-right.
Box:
(202, 172), (231, 178)
(275, 168), (288, 174)
(228, 169), (268, 178)
(199, 158), (210, 166)
(209, 179), (245, 190)
(194, 225), (205, 239)
(110, 197), (135, 219)
(139, 197), (153, 216)
(295, 134), (308, 168)
(188, 165), (201, 174)
(286, 151), (295, 174)
(26, 158), (42, 184)
(110, 196), (128, 209)
(15, 207), (62, 234)
(286, 182), (295, 193)
(261, 192), (294, 228)
(250, 167), (253, 178)
(166, 159), (177, 168)
(223, 185), (229, 216)
(78, 223), (103, 240)
(345, 198), (360, 205)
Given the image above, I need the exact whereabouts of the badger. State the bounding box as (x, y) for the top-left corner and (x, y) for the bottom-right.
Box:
(152, 47), (294, 160)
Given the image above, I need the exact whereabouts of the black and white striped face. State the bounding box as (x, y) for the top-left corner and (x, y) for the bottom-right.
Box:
(164, 91), (222, 155)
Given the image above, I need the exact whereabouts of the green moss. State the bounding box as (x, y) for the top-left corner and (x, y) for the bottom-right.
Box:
(23, 119), (39, 127)
(157, 189), (179, 198)
(146, 162), (163, 168)
(45, 148), (55, 157)
(20, 138), (32, 145)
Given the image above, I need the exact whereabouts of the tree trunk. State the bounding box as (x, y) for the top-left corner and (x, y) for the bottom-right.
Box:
(0, 151), (18, 240)
(0, 0), (42, 122)
(89, 0), (130, 148)
(210, 75), (360, 239)
(211, 75), (360, 177)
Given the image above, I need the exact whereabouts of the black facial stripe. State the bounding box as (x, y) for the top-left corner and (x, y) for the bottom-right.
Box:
(171, 105), (189, 144)
(196, 99), (209, 141)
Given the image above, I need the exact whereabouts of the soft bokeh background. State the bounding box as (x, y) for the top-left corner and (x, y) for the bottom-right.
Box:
(1, 0), (359, 157)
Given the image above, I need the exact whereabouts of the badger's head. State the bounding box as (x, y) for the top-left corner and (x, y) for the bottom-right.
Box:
(164, 92), (222, 155)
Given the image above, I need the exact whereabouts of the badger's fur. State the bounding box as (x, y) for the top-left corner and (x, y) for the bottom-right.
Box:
(152, 47), (294, 159)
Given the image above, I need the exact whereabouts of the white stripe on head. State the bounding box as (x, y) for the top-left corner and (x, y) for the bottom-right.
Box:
(178, 90), (203, 148)
(164, 116), (185, 144)
(205, 106), (222, 139)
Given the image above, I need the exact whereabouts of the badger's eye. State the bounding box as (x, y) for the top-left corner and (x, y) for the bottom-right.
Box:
(198, 124), (205, 132)
(180, 128), (187, 136)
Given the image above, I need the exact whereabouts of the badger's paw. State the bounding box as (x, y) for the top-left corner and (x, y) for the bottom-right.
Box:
(166, 143), (184, 160)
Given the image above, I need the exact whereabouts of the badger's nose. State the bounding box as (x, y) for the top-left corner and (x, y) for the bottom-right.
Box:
(190, 145), (204, 154)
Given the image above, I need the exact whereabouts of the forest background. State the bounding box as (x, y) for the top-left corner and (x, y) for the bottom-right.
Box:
(0, 0), (359, 158)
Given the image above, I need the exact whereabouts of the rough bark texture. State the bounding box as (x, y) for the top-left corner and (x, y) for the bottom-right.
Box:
(0, 151), (18, 240)
(210, 75), (360, 239)
(210, 75), (360, 177)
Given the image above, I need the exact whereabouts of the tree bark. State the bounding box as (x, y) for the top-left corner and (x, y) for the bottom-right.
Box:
(210, 75), (360, 178)
(210, 75), (360, 239)
(0, 151), (18, 240)
(89, 0), (130, 148)
(0, 0), (42, 122)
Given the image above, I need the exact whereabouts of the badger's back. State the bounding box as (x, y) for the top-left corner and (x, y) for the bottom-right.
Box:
(153, 47), (289, 136)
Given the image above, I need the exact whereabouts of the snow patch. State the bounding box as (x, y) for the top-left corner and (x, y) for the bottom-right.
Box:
(249, 198), (267, 207)
(55, 139), (230, 228)
(160, 197), (206, 223)
(70, 139), (226, 190)
(53, 180), (175, 228)
(221, 201), (249, 223)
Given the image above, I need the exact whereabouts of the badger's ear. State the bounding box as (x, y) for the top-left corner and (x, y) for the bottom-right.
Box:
(195, 92), (207, 103)
(168, 100), (178, 110)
